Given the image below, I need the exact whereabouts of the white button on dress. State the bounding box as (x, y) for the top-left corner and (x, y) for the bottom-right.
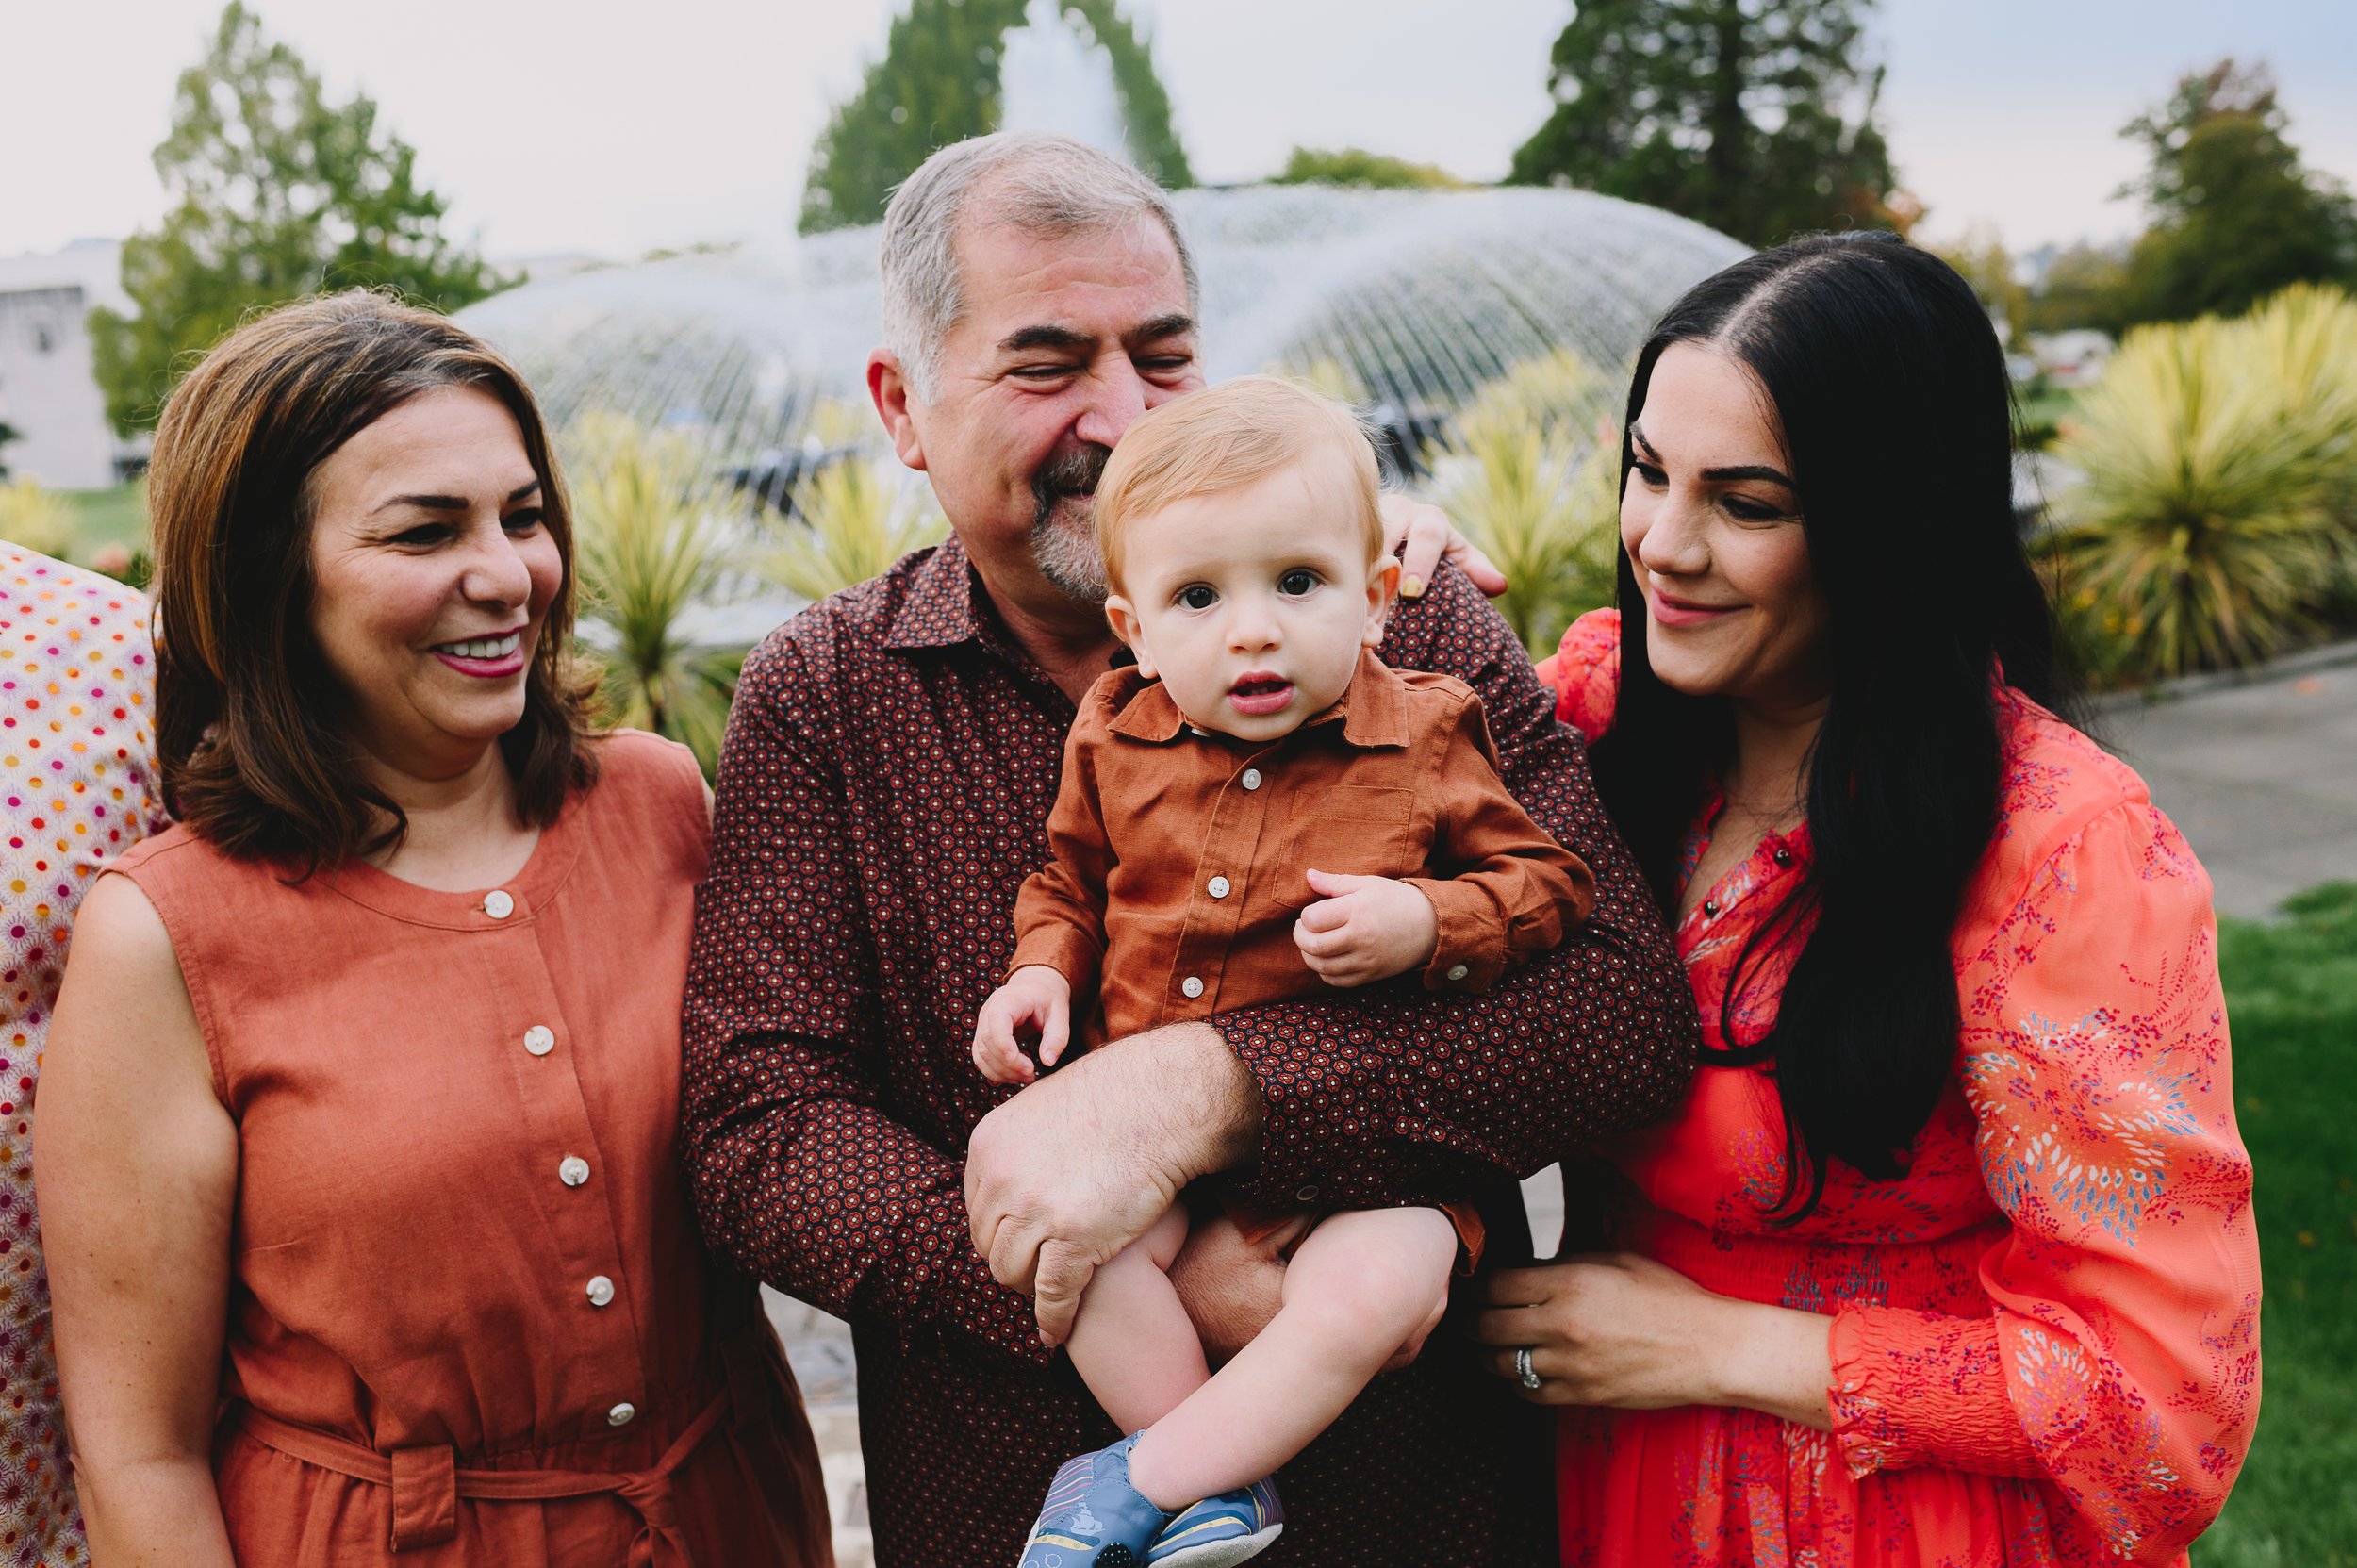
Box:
(607, 1402), (636, 1427)
(1180, 976), (1205, 999)
(523, 1025), (555, 1057)
(585, 1275), (616, 1308)
(1241, 769), (1262, 791)
(1446, 964), (1470, 982)
(1207, 876), (1231, 900)
(483, 889), (515, 919)
(558, 1156), (590, 1188)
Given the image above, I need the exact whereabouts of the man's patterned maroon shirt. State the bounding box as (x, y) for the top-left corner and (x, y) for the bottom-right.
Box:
(682, 537), (1697, 1567)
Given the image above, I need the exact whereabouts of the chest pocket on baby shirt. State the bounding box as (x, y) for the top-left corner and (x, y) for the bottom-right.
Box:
(1268, 784), (1418, 909)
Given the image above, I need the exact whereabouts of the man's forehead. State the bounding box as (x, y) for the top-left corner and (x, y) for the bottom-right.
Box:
(951, 215), (1193, 340)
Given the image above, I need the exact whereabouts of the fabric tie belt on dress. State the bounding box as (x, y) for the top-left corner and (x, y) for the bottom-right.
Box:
(225, 1356), (759, 1564)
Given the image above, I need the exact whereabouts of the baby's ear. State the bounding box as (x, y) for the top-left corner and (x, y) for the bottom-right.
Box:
(1363, 560), (1400, 646)
(1104, 593), (1159, 679)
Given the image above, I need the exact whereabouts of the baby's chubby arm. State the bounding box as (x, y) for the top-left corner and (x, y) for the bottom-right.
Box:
(1292, 870), (1441, 987)
(972, 966), (1076, 1083)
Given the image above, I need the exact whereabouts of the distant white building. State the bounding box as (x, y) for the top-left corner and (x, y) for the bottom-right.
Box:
(2029, 329), (2116, 389)
(0, 240), (149, 489)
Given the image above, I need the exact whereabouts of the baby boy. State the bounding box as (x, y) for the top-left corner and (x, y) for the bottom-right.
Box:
(972, 376), (1593, 1568)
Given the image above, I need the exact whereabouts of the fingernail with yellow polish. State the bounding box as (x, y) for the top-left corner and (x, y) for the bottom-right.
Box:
(1401, 575), (1425, 598)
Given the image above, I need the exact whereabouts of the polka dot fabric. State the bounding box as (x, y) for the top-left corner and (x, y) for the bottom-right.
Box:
(683, 536), (1699, 1567)
(0, 546), (167, 1568)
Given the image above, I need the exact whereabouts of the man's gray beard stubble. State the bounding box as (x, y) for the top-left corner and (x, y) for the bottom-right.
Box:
(1029, 444), (1113, 604)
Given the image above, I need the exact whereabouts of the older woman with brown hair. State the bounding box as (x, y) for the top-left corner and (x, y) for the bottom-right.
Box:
(35, 291), (832, 1565)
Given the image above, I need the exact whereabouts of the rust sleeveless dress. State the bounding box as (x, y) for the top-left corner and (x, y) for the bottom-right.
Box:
(108, 731), (831, 1566)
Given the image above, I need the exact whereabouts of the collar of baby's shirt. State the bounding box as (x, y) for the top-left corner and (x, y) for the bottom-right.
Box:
(1105, 648), (1415, 750)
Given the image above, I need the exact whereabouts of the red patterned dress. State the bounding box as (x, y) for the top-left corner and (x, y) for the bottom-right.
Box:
(1537, 610), (2260, 1568)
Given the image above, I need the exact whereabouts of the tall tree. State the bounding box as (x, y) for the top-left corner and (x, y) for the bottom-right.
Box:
(2116, 59), (2357, 326)
(89, 4), (505, 434)
(1507, 0), (1898, 247)
(799, 0), (1191, 234)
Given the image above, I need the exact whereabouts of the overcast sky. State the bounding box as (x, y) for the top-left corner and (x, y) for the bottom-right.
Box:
(6, 0), (2354, 264)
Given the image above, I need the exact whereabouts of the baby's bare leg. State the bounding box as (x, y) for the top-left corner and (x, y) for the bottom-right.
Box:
(1064, 1204), (1208, 1434)
(1126, 1205), (1458, 1510)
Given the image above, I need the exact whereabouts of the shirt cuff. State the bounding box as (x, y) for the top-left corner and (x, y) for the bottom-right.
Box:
(1007, 924), (1101, 988)
(1827, 1306), (2041, 1480)
(1403, 877), (1505, 992)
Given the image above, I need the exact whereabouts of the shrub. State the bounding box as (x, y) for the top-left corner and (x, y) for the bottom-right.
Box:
(2052, 284), (2357, 679)
(763, 455), (948, 604)
(1418, 351), (1623, 656)
(0, 479), (81, 561)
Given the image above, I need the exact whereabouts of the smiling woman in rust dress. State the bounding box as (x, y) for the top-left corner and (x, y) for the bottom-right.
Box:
(34, 292), (830, 1566)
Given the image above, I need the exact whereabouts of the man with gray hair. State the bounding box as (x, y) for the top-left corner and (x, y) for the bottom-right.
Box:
(684, 131), (1695, 1566)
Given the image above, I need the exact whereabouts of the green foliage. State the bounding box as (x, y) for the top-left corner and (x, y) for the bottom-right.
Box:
(2053, 285), (2357, 680)
(88, 3), (507, 435)
(1507, 0), (1898, 247)
(0, 479), (81, 560)
(2194, 882), (2357, 1567)
(2025, 242), (2134, 338)
(1932, 225), (2028, 350)
(2117, 60), (2357, 329)
(1418, 351), (1623, 656)
(565, 414), (747, 774)
(799, 0), (1191, 234)
(0, 420), (20, 481)
(764, 455), (949, 602)
(1272, 147), (1466, 190)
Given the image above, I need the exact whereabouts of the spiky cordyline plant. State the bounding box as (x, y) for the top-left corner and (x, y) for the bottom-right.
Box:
(762, 454), (948, 604)
(2055, 286), (2357, 679)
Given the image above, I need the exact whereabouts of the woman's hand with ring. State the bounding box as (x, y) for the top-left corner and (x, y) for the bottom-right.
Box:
(1472, 1252), (1836, 1428)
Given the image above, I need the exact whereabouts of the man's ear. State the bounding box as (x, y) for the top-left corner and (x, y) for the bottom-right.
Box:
(1104, 593), (1158, 679)
(1363, 559), (1400, 647)
(867, 351), (928, 472)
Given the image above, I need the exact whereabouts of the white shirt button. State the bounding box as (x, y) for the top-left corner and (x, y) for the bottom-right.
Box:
(585, 1274), (616, 1308)
(1446, 963), (1470, 982)
(1207, 876), (1231, 900)
(1180, 976), (1205, 999)
(558, 1156), (590, 1187)
(607, 1402), (635, 1427)
(1241, 768), (1262, 791)
(483, 889), (515, 919)
(523, 1025), (555, 1057)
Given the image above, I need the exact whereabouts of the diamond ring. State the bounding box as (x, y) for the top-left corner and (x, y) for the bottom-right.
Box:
(1515, 1345), (1541, 1390)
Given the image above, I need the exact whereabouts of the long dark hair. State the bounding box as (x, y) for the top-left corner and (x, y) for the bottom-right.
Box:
(1591, 232), (2074, 1218)
(149, 289), (601, 869)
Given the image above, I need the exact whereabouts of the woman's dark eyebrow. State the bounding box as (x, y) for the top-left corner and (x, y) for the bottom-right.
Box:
(372, 479), (542, 515)
(1699, 464), (1796, 487)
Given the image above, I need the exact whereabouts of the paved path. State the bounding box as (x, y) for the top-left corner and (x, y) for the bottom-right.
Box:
(772, 644), (2357, 1564)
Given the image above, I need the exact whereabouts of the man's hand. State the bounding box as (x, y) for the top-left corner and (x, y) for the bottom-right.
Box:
(971, 966), (1073, 1084)
(965, 1022), (1261, 1346)
(1378, 493), (1508, 601)
(1293, 870), (1439, 987)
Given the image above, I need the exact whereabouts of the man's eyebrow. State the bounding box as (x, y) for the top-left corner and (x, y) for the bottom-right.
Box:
(371, 478), (542, 516)
(1127, 312), (1196, 345)
(998, 323), (1096, 355)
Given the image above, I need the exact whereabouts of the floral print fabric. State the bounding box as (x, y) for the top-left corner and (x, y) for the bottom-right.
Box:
(1540, 609), (2259, 1567)
(0, 547), (167, 1568)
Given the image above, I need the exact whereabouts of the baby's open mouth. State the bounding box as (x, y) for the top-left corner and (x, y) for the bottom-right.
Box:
(1227, 674), (1294, 715)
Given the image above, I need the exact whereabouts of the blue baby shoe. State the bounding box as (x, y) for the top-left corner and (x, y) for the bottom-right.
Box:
(1146, 1477), (1284, 1567)
(1018, 1432), (1171, 1566)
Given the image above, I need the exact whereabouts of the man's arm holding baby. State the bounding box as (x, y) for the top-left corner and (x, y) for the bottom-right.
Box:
(968, 566), (1697, 1346)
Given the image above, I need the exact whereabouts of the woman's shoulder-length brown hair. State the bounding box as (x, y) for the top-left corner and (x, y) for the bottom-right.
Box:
(148, 289), (600, 869)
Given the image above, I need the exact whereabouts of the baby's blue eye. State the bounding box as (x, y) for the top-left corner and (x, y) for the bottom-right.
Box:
(1179, 585), (1218, 610)
(1277, 569), (1318, 596)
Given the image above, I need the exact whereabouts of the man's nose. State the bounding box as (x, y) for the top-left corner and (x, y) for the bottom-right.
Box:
(1072, 361), (1151, 451)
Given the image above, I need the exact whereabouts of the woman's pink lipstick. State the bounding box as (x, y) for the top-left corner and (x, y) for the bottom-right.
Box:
(1228, 672), (1294, 716)
(432, 630), (530, 678)
(1649, 590), (1743, 629)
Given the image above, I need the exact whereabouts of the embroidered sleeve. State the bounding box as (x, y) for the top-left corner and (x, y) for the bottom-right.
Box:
(1827, 802), (2260, 1563)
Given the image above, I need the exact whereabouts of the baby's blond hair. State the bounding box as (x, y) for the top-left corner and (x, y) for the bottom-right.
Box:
(1095, 376), (1385, 594)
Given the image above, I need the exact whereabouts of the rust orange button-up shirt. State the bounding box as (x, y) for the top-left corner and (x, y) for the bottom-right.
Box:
(1011, 649), (1594, 1045)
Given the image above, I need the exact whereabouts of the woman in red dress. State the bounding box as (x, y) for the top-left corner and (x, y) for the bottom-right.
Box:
(1476, 233), (2260, 1566)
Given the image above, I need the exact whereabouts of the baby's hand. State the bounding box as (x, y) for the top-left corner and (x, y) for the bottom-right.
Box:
(1293, 870), (1440, 987)
(971, 966), (1075, 1084)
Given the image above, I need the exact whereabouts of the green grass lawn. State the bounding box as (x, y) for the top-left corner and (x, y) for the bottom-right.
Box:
(2195, 881), (2357, 1567)
(59, 482), (149, 555)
